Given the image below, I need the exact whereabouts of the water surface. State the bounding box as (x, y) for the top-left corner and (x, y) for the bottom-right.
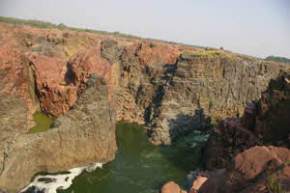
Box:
(29, 112), (54, 133)
(61, 122), (208, 193)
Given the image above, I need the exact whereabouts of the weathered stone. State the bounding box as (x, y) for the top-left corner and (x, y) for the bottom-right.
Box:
(160, 181), (185, 193)
(0, 76), (117, 193)
(190, 175), (208, 193)
(147, 53), (289, 144)
(2, 22), (289, 145)
(0, 21), (290, 193)
(234, 146), (290, 180)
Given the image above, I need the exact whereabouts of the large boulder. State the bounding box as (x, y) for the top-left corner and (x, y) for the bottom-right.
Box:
(160, 181), (186, 193)
(192, 146), (290, 193)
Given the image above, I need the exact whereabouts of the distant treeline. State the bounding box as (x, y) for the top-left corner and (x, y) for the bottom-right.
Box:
(0, 16), (137, 37)
(0, 16), (201, 48)
(265, 56), (290, 64)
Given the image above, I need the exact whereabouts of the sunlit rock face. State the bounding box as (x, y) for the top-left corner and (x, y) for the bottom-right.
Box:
(0, 21), (290, 193)
(1, 22), (289, 145)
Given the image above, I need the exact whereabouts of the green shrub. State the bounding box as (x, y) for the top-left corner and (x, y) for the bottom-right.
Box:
(267, 175), (285, 193)
(265, 56), (290, 64)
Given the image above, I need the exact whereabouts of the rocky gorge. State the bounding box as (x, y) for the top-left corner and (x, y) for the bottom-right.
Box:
(162, 72), (290, 193)
(0, 18), (290, 193)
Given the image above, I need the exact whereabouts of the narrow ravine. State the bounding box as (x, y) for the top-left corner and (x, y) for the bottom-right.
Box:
(59, 122), (209, 193)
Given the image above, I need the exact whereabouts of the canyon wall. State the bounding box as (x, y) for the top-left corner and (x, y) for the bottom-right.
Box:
(185, 72), (290, 193)
(0, 76), (117, 193)
(0, 21), (290, 192)
(1, 21), (290, 144)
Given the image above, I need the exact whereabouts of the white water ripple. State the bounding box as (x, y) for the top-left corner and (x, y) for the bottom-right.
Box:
(20, 163), (103, 193)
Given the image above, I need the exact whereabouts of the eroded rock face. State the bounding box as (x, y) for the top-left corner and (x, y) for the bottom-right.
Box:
(0, 21), (290, 192)
(0, 76), (117, 193)
(191, 73), (290, 193)
(163, 72), (290, 193)
(255, 72), (290, 144)
(0, 49), (39, 129)
(204, 72), (290, 170)
(1, 22), (289, 145)
(26, 53), (78, 116)
(146, 52), (289, 144)
(0, 95), (28, 185)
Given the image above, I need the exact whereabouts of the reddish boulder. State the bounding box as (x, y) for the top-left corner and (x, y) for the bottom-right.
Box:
(189, 175), (208, 193)
(161, 181), (185, 193)
(197, 146), (290, 193)
(234, 146), (290, 180)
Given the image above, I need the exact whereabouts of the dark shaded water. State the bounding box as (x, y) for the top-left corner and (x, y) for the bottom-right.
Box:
(61, 122), (208, 193)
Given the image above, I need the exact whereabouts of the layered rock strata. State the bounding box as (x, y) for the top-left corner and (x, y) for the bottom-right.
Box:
(1, 22), (289, 145)
(163, 72), (290, 193)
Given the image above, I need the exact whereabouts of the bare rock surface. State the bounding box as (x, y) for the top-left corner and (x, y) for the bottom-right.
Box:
(1, 22), (289, 145)
(0, 76), (117, 193)
(0, 20), (290, 193)
(160, 181), (186, 193)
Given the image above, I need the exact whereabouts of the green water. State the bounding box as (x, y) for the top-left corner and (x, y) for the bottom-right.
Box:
(29, 112), (54, 133)
(61, 122), (209, 193)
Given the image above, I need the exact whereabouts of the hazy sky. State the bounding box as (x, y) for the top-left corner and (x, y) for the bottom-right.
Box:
(0, 0), (289, 58)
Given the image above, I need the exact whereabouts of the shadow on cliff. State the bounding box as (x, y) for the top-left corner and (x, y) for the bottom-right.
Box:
(168, 108), (211, 138)
(64, 62), (76, 85)
(155, 72), (289, 178)
(158, 108), (212, 175)
(256, 72), (290, 146)
(192, 73), (290, 193)
(144, 63), (177, 123)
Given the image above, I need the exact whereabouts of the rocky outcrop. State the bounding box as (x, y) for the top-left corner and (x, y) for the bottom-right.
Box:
(102, 43), (289, 144)
(1, 22), (289, 145)
(255, 72), (290, 145)
(188, 73), (290, 193)
(0, 95), (28, 186)
(197, 146), (290, 193)
(0, 76), (117, 193)
(164, 146), (290, 193)
(0, 49), (39, 129)
(162, 72), (290, 193)
(204, 72), (290, 170)
(146, 51), (289, 144)
(0, 20), (290, 192)
(26, 53), (78, 116)
(160, 181), (186, 193)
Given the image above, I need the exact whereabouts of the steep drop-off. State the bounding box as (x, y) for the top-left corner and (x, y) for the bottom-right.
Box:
(0, 75), (117, 192)
(166, 72), (290, 193)
(1, 22), (289, 143)
(0, 20), (290, 192)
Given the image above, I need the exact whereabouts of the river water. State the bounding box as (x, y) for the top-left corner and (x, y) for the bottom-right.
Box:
(58, 122), (209, 193)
